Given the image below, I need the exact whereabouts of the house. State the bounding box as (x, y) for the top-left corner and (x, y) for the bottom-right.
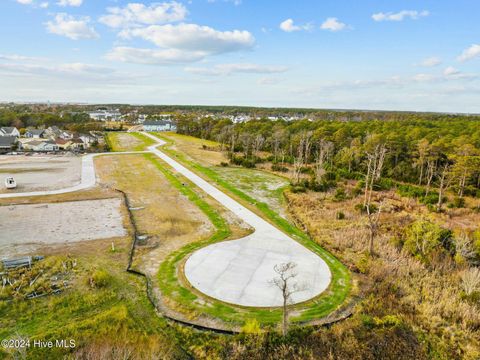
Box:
(25, 129), (45, 139)
(0, 127), (20, 138)
(88, 109), (122, 122)
(20, 139), (58, 152)
(0, 136), (17, 152)
(55, 138), (85, 151)
(78, 134), (95, 146)
(143, 120), (176, 132)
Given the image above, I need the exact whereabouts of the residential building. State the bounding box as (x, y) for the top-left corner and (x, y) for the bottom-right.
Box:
(0, 136), (17, 152)
(143, 120), (176, 132)
(25, 129), (45, 138)
(19, 139), (58, 152)
(0, 127), (20, 138)
(88, 109), (122, 121)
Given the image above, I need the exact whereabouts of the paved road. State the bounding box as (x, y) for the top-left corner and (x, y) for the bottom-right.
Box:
(0, 151), (146, 199)
(1, 133), (331, 307)
(142, 132), (331, 307)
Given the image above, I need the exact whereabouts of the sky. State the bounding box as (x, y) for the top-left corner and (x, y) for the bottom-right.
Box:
(0, 0), (479, 112)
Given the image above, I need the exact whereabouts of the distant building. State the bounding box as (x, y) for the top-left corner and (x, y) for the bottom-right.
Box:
(25, 129), (45, 139)
(0, 136), (17, 152)
(88, 109), (122, 121)
(143, 120), (176, 132)
(19, 139), (58, 152)
(0, 127), (20, 138)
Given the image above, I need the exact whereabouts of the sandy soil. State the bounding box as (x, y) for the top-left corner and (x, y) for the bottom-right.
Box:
(0, 154), (81, 194)
(0, 198), (126, 258)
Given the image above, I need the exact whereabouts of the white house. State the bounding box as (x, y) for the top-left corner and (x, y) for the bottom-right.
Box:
(143, 120), (176, 132)
(25, 129), (45, 139)
(0, 127), (20, 138)
(20, 139), (59, 152)
(88, 109), (122, 122)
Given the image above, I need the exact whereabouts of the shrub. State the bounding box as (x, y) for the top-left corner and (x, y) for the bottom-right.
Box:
(336, 211), (345, 220)
(290, 185), (307, 193)
(453, 197), (466, 208)
(89, 269), (112, 288)
(241, 319), (262, 334)
(333, 188), (347, 201)
(403, 219), (453, 263)
(271, 164), (288, 172)
(220, 162), (229, 167)
(355, 203), (378, 214)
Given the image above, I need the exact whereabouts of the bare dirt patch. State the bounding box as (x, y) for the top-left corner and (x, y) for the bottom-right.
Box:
(94, 154), (214, 276)
(0, 198), (127, 258)
(0, 154), (81, 194)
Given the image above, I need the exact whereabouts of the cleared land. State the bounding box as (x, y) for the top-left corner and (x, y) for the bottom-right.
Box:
(0, 155), (81, 194)
(144, 132), (349, 315)
(94, 152), (214, 276)
(0, 198), (126, 258)
(107, 132), (156, 152)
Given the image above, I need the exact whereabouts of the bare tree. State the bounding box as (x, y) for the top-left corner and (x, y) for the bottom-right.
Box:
(436, 163), (451, 212)
(271, 262), (305, 336)
(291, 132), (313, 185)
(363, 144), (387, 207)
(253, 134), (265, 159)
(424, 158), (437, 197)
(366, 202), (383, 255)
(314, 139), (334, 184)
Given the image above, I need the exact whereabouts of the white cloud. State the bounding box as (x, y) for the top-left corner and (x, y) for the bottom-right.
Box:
(279, 19), (312, 32)
(372, 10), (429, 22)
(15, 0), (48, 7)
(207, 0), (242, 5)
(57, 0), (82, 7)
(258, 77), (280, 85)
(419, 56), (441, 67)
(99, 2), (187, 28)
(444, 66), (459, 76)
(46, 13), (99, 40)
(119, 24), (254, 55)
(185, 63), (288, 76)
(320, 17), (347, 32)
(106, 46), (207, 64)
(458, 44), (480, 62)
(0, 54), (44, 61)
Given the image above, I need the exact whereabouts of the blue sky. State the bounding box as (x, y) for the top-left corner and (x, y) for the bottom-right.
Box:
(1, 0), (479, 112)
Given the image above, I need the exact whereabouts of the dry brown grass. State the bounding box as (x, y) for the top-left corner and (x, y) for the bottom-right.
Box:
(161, 132), (227, 166)
(286, 188), (480, 358)
(94, 154), (214, 275)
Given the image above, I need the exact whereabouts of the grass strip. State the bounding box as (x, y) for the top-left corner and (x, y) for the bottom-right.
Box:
(149, 134), (351, 325)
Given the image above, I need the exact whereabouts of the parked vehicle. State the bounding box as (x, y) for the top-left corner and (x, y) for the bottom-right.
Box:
(5, 177), (16, 189)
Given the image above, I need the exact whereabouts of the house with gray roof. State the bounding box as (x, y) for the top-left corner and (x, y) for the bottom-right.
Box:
(0, 127), (20, 138)
(0, 136), (17, 153)
(25, 129), (46, 139)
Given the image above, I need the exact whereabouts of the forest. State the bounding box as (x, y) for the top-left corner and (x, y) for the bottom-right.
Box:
(176, 116), (480, 204)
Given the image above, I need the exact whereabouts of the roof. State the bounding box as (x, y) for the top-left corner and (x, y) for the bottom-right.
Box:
(143, 120), (173, 126)
(0, 136), (16, 147)
(1, 127), (17, 135)
(27, 129), (45, 135)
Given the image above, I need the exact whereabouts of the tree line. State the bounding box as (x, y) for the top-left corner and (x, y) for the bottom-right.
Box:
(176, 116), (480, 203)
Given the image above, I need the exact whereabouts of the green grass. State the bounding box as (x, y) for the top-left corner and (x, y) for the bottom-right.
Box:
(106, 132), (156, 152)
(0, 251), (186, 359)
(150, 134), (351, 326)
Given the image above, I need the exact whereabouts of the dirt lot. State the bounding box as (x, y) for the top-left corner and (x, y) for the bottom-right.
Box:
(0, 198), (127, 258)
(94, 154), (214, 276)
(0, 154), (81, 194)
